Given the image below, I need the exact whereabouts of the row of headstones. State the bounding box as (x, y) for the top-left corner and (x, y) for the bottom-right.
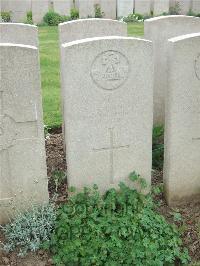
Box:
(0, 16), (200, 224)
(1, 0), (200, 23)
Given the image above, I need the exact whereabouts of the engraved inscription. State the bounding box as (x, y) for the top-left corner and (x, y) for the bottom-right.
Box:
(194, 54), (200, 80)
(93, 128), (129, 184)
(91, 50), (129, 91)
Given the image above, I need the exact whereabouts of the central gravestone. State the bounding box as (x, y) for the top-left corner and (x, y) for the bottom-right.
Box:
(62, 36), (153, 192)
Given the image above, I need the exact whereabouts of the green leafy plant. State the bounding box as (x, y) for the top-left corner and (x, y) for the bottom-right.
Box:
(94, 4), (103, 18)
(0, 202), (56, 256)
(123, 13), (144, 23)
(25, 10), (33, 24)
(45, 172), (190, 265)
(152, 125), (164, 170)
(43, 11), (70, 26)
(51, 170), (67, 192)
(70, 7), (79, 20)
(1, 11), (11, 22)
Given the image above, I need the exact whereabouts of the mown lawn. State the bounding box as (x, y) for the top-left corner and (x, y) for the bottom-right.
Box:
(39, 22), (144, 127)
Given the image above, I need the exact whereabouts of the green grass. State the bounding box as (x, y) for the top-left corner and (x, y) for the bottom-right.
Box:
(39, 22), (144, 127)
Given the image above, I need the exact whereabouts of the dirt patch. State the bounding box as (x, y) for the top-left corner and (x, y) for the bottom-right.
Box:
(0, 132), (199, 265)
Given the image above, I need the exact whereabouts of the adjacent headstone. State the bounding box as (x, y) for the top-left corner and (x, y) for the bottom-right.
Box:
(144, 15), (200, 125)
(1, 0), (31, 22)
(61, 36), (153, 192)
(135, 0), (152, 15)
(154, 0), (169, 15)
(192, 0), (200, 13)
(117, 0), (133, 17)
(79, 0), (97, 18)
(0, 44), (49, 224)
(177, 0), (192, 14)
(53, 0), (71, 16)
(32, 0), (49, 24)
(164, 33), (200, 206)
(0, 23), (38, 47)
(101, 0), (117, 19)
(59, 19), (127, 150)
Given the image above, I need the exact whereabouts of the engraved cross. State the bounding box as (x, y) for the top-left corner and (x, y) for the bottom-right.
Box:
(93, 128), (129, 184)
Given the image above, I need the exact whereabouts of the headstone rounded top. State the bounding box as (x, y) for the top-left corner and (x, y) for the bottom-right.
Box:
(145, 15), (200, 23)
(59, 18), (127, 27)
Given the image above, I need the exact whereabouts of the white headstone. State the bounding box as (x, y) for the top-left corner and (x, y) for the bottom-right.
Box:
(59, 19), (127, 150)
(117, 0), (134, 17)
(0, 23), (38, 47)
(144, 15), (200, 125)
(61, 36), (153, 192)
(192, 0), (200, 13)
(177, 0), (192, 14)
(164, 33), (200, 205)
(135, 0), (152, 15)
(154, 0), (169, 15)
(79, 0), (95, 18)
(101, 0), (117, 19)
(53, 0), (71, 16)
(0, 44), (48, 224)
(32, 0), (49, 24)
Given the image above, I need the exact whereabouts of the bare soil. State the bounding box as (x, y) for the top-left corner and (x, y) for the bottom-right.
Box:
(0, 131), (199, 265)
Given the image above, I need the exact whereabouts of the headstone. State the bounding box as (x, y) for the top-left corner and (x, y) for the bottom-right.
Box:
(192, 0), (200, 13)
(135, 0), (152, 15)
(144, 15), (200, 125)
(1, 0), (31, 22)
(53, 0), (71, 16)
(154, 0), (169, 15)
(0, 44), (49, 224)
(101, 0), (117, 19)
(164, 33), (200, 206)
(0, 23), (38, 47)
(177, 0), (192, 14)
(59, 19), (127, 150)
(61, 36), (153, 192)
(79, 0), (96, 18)
(32, 0), (49, 24)
(117, 0), (134, 17)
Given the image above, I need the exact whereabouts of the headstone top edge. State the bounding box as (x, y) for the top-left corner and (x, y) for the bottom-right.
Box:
(59, 18), (127, 27)
(145, 15), (199, 23)
(0, 22), (37, 29)
(168, 32), (200, 43)
(0, 43), (38, 50)
(62, 36), (152, 49)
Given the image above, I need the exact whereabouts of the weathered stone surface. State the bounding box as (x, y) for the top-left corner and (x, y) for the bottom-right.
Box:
(59, 18), (127, 43)
(79, 0), (96, 18)
(164, 33), (200, 206)
(154, 0), (169, 15)
(32, 0), (49, 24)
(135, 0), (153, 15)
(59, 18), (127, 149)
(0, 23), (38, 47)
(117, 0), (133, 17)
(144, 15), (200, 125)
(53, 0), (71, 16)
(61, 36), (153, 192)
(101, 0), (116, 19)
(193, 0), (200, 13)
(1, 0), (31, 22)
(0, 44), (48, 224)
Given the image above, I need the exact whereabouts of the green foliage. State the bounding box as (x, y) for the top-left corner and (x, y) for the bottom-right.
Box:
(46, 172), (190, 265)
(94, 4), (103, 18)
(51, 170), (67, 192)
(123, 13), (144, 23)
(43, 11), (70, 26)
(25, 11), (33, 24)
(1, 11), (11, 22)
(152, 126), (164, 170)
(0, 203), (56, 256)
(70, 7), (79, 20)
